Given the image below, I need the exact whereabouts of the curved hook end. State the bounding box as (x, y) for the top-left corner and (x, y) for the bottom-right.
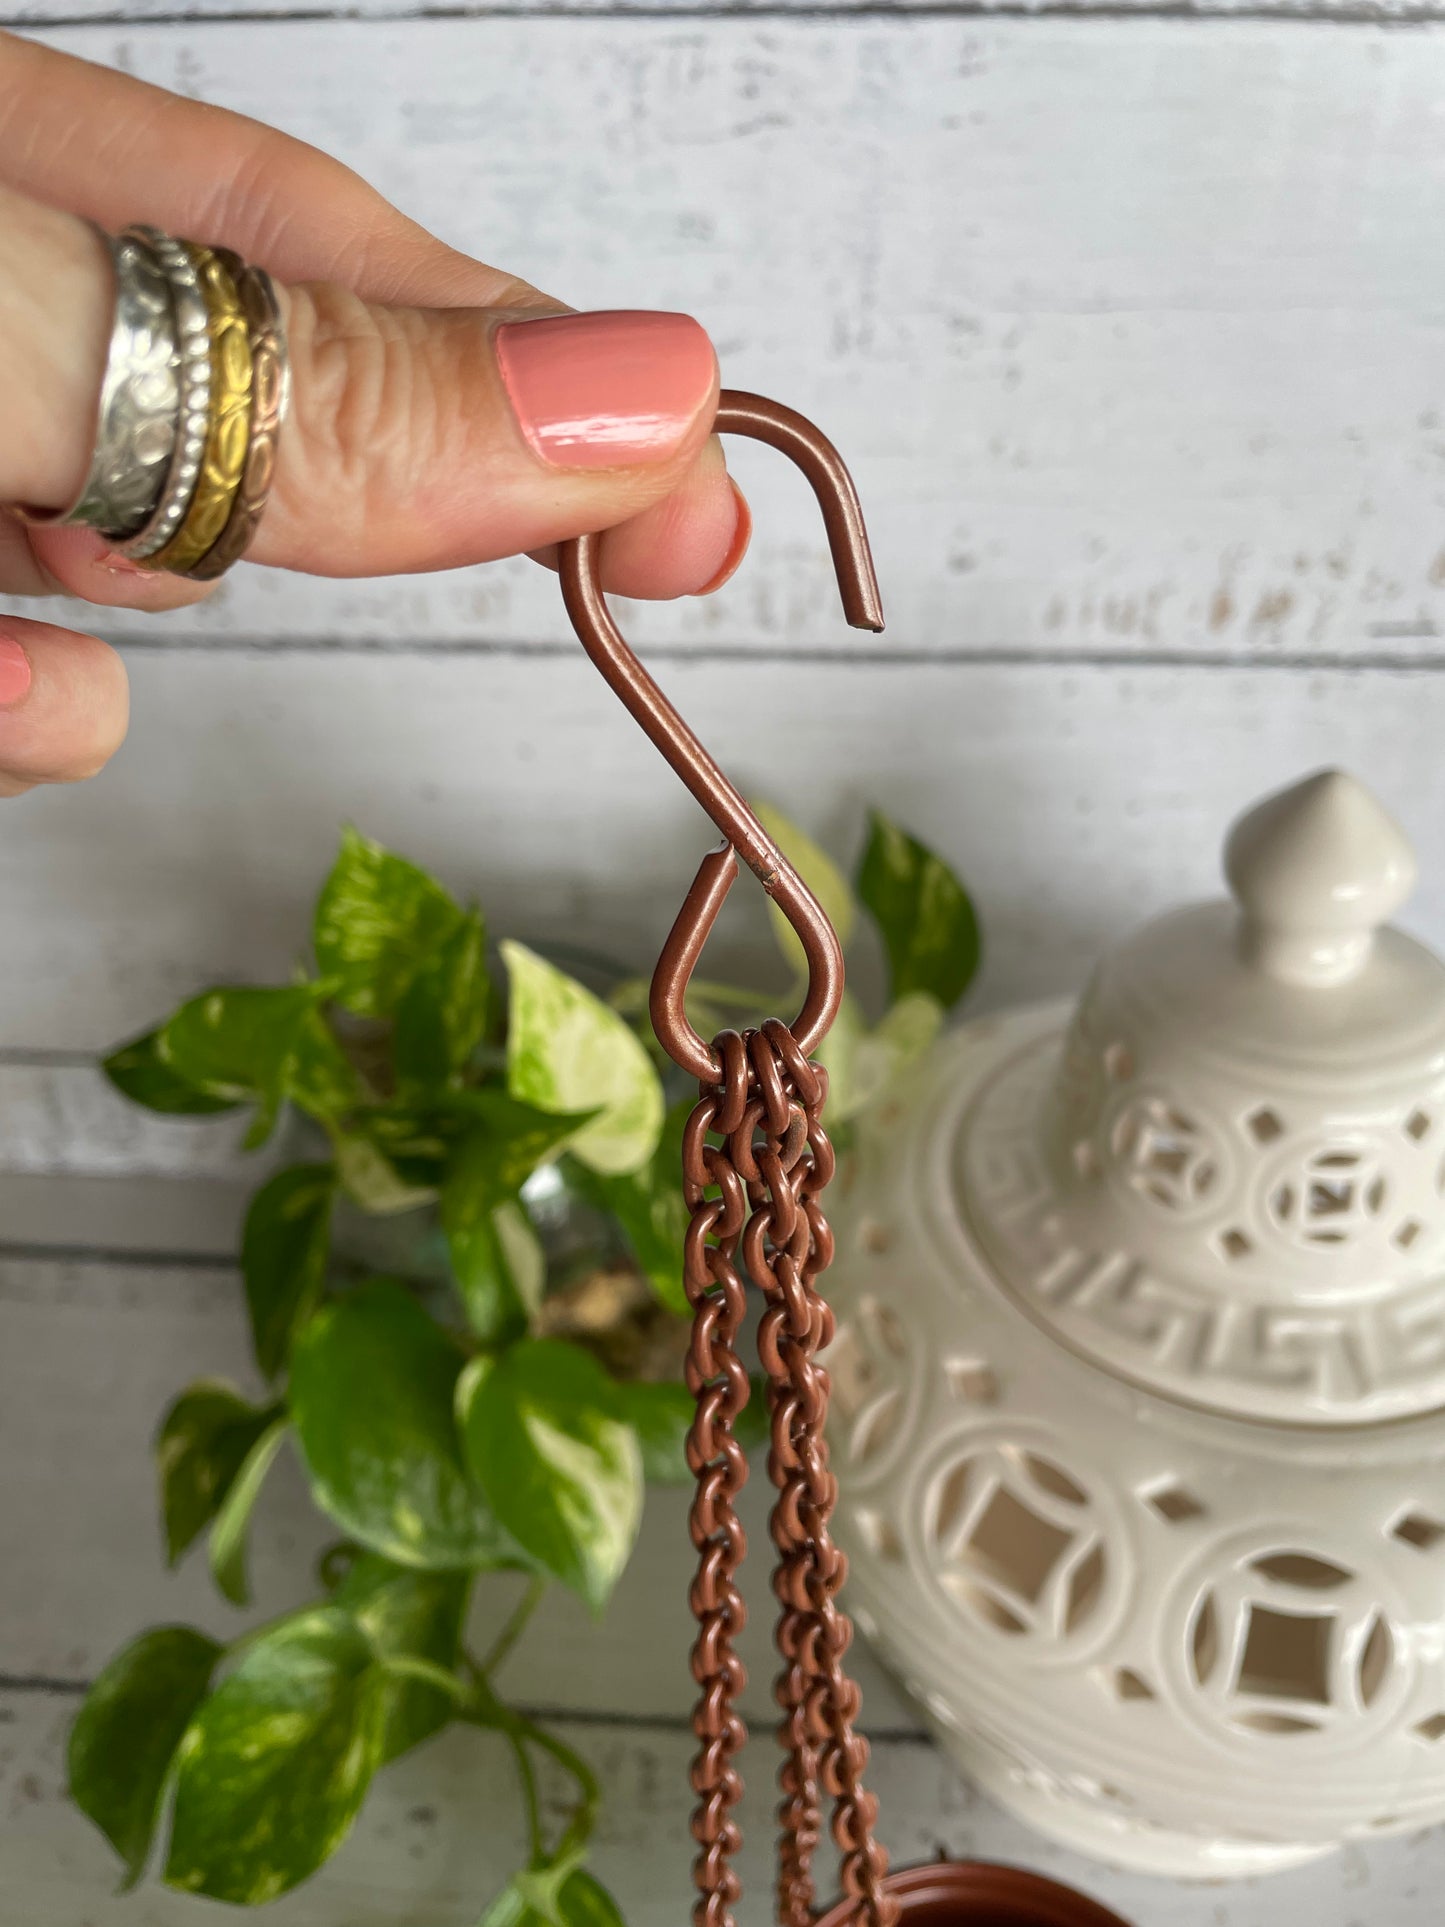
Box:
(651, 840), (739, 1081)
(715, 391), (884, 635)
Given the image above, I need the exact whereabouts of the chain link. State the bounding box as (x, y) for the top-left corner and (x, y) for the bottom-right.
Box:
(682, 1021), (895, 1927)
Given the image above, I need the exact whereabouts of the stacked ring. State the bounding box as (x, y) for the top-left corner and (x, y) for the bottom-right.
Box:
(138, 243), (254, 575)
(185, 254), (288, 583)
(113, 226), (212, 560)
(20, 222), (290, 581)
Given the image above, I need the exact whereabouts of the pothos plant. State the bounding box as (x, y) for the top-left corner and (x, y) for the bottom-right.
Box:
(67, 804), (979, 1923)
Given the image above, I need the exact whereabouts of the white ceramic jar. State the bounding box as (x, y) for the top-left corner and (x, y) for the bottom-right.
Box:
(824, 770), (1445, 1879)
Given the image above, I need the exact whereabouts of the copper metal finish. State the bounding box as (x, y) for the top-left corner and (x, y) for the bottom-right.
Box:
(558, 392), (894, 1927)
(815, 1861), (1135, 1927)
(559, 391), (882, 1083)
(558, 394), (1125, 1927)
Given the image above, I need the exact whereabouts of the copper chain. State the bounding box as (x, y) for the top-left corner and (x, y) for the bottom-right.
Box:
(682, 1018), (895, 1927)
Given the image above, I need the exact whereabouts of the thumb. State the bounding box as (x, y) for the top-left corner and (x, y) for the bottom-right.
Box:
(3, 189), (735, 590)
(258, 285), (726, 580)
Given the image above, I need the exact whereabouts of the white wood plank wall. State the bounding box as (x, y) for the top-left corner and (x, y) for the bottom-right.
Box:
(3, 6), (1445, 1922)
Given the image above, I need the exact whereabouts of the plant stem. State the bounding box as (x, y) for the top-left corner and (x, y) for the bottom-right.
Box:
(526, 1716), (600, 1856)
(379, 1655), (476, 1707)
(460, 1669), (599, 1865)
(509, 1734), (544, 1866)
(480, 1576), (546, 1678)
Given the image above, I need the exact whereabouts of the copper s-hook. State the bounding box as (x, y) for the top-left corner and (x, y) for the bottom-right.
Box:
(558, 391), (884, 1083)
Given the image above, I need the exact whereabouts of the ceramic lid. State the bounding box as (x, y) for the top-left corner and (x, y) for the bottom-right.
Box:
(956, 770), (1445, 1423)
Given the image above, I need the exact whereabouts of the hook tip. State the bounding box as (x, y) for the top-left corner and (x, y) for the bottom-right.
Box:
(844, 583), (886, 635)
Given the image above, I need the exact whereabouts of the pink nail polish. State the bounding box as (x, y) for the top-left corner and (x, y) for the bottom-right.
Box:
(0, 636), (31, 707)
(496, 311), (717, 469)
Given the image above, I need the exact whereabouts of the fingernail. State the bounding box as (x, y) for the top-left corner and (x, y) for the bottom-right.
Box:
(697, 481), (753, 597)
(0, 636), (32, 707)
(496, 311), (717, 469)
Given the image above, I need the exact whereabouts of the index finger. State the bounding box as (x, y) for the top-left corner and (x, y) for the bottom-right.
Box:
(0, 29), (536, 307)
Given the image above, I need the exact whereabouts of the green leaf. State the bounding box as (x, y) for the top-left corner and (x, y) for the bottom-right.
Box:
(441, 1097), (583, 1339)
(458, 1338), (642, 1612)
(447, 1090), (593, 1197)
(394, 911), (489, 1089)
(448, 1198), (546, 1345)
(288, 1009), (366, 1122)
(242, 1164), (336, 1379)
(856, 809), (981, 1010)
(313, 827), (470, 1018)
(332, 1553), (469, 1764)
(164, 1607), (385, 1904)
(68, 1626), (220, 1889)
(564, 1100), (690, 1315)
(860, 988), (944, 1091)
(754, 801), (857, 978)
(290, 1280), (514, 1571)
(479, 1866), (621, 1927)
(159, 985), (320, 1147)
(103, 1029), (239, 1116)
(155, 1381), (280, 1567)
(331, 1128), (440, 1215)
(209, 1417), (288, 1607)
(616, 1380), (695, 1484)
(554, 1868), (627, 1927)
(816, 988), (944, 1124)
(814, 989), (867, 1124)
(503, 941), (664, 1177)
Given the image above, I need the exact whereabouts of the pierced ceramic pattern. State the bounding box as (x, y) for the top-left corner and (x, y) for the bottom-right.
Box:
(919, 1430), (1123, 1653)
(825, 773), (1445, 1879)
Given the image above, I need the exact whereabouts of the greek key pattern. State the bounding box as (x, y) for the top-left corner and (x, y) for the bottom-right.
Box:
(958, 1036), (1445, 1420)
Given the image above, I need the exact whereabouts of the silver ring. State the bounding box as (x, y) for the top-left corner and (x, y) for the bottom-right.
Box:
(114, 225), (211, 560)
(20, 227), (181, 538)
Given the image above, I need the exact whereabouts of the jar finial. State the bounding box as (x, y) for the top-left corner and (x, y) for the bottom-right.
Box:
(1223, 769), (1416, 987)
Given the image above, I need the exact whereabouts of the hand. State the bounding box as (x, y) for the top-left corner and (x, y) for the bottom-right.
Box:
(0, 31), (749, 797)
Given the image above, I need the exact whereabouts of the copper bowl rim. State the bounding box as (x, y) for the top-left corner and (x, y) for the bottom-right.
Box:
(813, 1858), (1134, 1927)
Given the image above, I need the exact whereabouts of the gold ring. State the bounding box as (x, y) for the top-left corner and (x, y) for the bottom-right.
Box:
(184, 253), (287, 582)
(141, 243), (252, 574)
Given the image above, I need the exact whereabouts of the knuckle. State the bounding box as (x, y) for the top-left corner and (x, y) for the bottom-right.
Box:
(274, 281), (480, 565)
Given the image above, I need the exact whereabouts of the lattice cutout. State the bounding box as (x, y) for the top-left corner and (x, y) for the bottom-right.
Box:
(1391, 1510), (1445, 1552)
(1406, 1108), (1433, 1143)
(855, 1509), (902, 1560)
(1251, 1553), (1351, 1590)
(1144, 1482), (1206, 1525)
(1112, 1097), (1219, 1210)
(826, 1297), (910, 1471)
(930, 1444), (1109, 1644)
(1237, 1607), (1332, 1705)
(1415, 1714), (1445, 1743)
(945, 1359), (999, 1405)
(1247, 1106), (1286, 1144)
(1270, 1150), (1388, 1248)
(1186, 1549), (1395, 1739)
(1109, 1667), (1156, 1702)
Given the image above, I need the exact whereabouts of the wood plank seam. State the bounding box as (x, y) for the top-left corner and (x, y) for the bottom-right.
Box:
(0, 1673), (939, 1747)
(95, 635), (1445, 671)
(8, 3), (1445, 20)
(0, 1240), (237, 1268)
